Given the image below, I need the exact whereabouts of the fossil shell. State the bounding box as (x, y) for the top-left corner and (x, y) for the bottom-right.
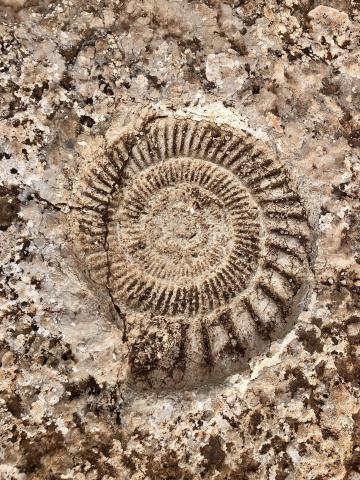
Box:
(73, 113), (313, 389)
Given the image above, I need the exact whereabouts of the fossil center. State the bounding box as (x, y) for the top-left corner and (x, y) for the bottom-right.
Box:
(107, 157), (262, 313)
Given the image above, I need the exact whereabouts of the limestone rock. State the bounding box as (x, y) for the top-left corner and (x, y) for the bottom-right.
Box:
(0, 1), (359, 479)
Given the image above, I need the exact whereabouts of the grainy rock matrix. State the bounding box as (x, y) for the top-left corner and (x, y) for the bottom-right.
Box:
(0, 1), (359, 480)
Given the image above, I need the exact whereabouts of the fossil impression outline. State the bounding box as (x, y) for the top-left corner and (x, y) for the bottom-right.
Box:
(73, 113), (312, 385)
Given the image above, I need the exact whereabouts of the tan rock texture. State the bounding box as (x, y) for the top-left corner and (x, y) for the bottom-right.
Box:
(0, 1), (359, 479)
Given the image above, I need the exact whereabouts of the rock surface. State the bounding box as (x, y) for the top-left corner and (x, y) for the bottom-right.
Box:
(0, 1), (359, 479)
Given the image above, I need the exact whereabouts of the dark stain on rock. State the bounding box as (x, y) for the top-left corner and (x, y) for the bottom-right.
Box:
(73, 435), (118, 478)
(232, 451), (261, 479)
(0, 187), (20, 231)
(31, 80), (49, 101)
(335, 350), (360, 386)
(66, 375), (101, 400)
(271, 435), (288, 454)
(348, 128), (360, 148)
(287, 367), (311, 396)
(248, 410), (263, 435)
(275, 453), (294, 480)
(18, 425), (65, 474)
(80, 115), (95, 128)
(200, 435), (226, 472)
(297, 326), (324, 354)
(5, 393), (23, 418)
(145, 449), (191, 480)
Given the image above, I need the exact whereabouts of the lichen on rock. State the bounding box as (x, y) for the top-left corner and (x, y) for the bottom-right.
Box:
(0, 0), (359, 479)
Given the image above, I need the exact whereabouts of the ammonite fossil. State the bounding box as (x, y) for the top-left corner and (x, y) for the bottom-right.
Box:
(73, 111), (313, 389)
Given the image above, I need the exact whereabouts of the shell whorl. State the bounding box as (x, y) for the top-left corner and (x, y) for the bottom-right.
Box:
(74, 114), (312, 388)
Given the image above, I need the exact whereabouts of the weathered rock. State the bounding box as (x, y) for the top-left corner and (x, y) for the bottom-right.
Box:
(0, 1), (359, 479)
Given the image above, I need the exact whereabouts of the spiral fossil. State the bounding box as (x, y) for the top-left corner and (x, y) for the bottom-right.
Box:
(74, 113), (312, 388)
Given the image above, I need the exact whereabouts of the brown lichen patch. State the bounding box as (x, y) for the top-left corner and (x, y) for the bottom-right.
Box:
(200, 435), (226, 473)
(18, 425), (65, 476)
(0, 186), (20, 231)
(144, 449), (192, 480)
(0, 0), (359, 477)
(296, 326), (324, 354)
